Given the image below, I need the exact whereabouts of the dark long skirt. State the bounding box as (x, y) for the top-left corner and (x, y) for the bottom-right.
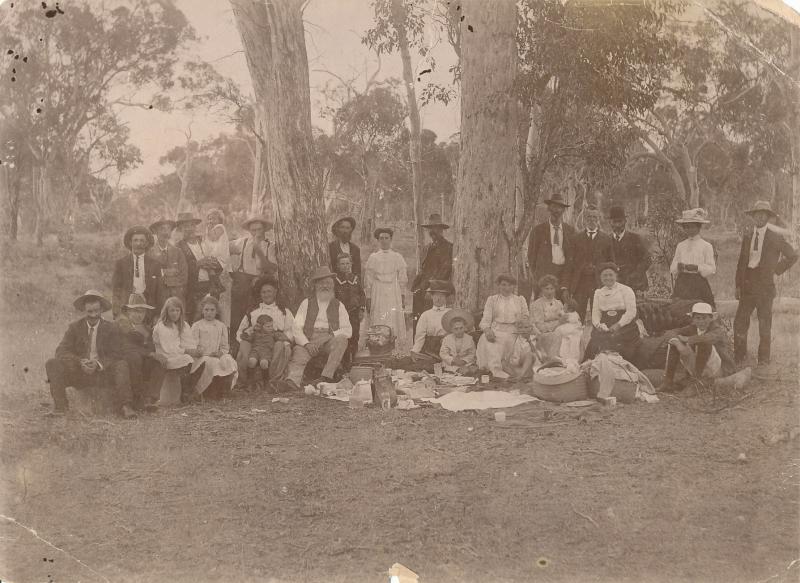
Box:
(583, 310), (641, 362)
(672, 272), (715, 307)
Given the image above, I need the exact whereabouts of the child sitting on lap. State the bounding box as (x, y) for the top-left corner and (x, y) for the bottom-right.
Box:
(242, 314), (289, 389)
(555, 300), (584, 362)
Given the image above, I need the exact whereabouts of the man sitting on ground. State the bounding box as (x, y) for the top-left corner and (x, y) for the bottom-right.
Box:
(45, 290), (137, 418)
(278, 266), (352, 391)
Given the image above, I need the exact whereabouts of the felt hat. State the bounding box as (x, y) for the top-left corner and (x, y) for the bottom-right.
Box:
(543, 193), (571, 207)
(124, 293), (154, 310)
(441, 308), (475, 333)
(242, 215), (273, 230)
(608, 206), (626, 220)
(689, 302), (714, 315)
(149, 217), (176, 232)
(420, 213), (450, 229)
(426, 279), (453, 294)
(123, 226), (155, 251)
(73, 290), (112, 312)
(745, 200), (777, 217)
(675, 208), (710, 224)
(373, 227), (394, 239)
(309, 265), (336, 282)
(175, 211), (202, 226)
(331, 216), (356, 233)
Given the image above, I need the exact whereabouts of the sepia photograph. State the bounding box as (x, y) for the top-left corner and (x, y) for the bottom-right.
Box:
(0, 0), (799, 581)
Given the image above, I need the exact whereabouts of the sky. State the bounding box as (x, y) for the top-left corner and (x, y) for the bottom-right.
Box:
(120, 0), (460, 187)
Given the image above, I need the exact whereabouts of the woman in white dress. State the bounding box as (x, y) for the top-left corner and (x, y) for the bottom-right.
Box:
(205, 208), (232, 326)
(476, 275), (532, 379)
(191, 295), (238, 397)
(364, 227), (408, 350)
(152, 296), (204, 403)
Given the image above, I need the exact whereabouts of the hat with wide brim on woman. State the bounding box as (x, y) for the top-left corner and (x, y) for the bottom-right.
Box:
(420, 213), (450, 229)
(745, 200), (777, 217)
(331, 216), (356, 233)
(543, 193), (571, 207)
(441, 308), (475, 333)
(426, 279), (454, 294)
(124, 293), (155, 310)
(373, 227), (394, 239)
(123, 226), (155, 251)
(242, 215), (273, 230)
(149, 218), (177, 232)
(675, 208), (710, 224)
(175, 211), (202, 226)
(73, 290), (112, 312)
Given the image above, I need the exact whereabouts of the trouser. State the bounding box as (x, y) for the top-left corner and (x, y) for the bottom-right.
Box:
(236, 340), (290, 384)
(45, 358), (132, 411)
(345, 309), (361, 367)
(572, 278), (596, 323)
(733, 288), (774, 364)
(664, 341), (719, 383)
(230, 272), (257, 344)
(288, 331), (348, 384)
(122, 353), (157, 404)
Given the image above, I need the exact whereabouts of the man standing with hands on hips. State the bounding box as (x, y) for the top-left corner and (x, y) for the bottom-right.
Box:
(733, 201), (797, 367)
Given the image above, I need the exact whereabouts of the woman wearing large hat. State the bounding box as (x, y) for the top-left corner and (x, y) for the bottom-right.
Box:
(410, 279), (454, 365)
(671, 208), (716, 306)
(365, 227), (409, 350)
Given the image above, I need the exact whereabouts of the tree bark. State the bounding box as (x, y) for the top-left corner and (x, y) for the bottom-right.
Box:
(391, 0), (425, 268)
(231, 0), (328, 309)
(452, 0), (520, 313)
(8, 165), (21, 241)
(791, 25), (800, 241)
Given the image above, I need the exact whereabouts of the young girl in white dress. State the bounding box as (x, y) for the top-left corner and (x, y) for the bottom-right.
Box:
(190, 295), (238, 397)
(365, 227), (408, 350)
(205, 208), (232, 326)
(152, 296), (204, 403)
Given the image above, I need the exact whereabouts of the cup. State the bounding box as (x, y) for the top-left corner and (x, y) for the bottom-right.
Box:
(494, 411), (506, 423)
(481, 375), (490, 384)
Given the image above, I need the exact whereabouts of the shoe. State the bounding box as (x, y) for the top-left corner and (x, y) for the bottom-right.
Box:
(120, 405), (138, 419)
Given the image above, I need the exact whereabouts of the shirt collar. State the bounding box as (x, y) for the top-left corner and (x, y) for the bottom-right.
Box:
(755, 225), (768, 234)
(259, 302), (276, 309)
(87, 320), (99, 330)
(586, 230), (597, 236)
(157, 243), (169, 252)
(614, 231), (626, 240)
(688, 234), (701, 241)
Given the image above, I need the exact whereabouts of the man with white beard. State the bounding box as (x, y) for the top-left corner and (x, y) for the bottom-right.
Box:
(278, 266), (352, 391)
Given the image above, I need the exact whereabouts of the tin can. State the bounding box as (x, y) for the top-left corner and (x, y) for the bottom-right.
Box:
(481, 374), (490, 384)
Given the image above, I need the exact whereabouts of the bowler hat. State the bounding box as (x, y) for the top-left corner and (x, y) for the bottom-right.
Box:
(242, 215), (273, 230)
(745, 200), (777, 217)
(331, 216), (356, 233)
(420, 213), (450, 229)
(124, 293), (154, 310)
(123, 226), (154, 251)
(175, 211), (202, 226)
(441, 308), (475, 333)
(543, 193), (571, 207)
(609, 206), (626, 220)
(373, 227), (394, 239)
(73, 290), (112, 312)
(309, 265), (336, 282)
(149, 217), (176, 232)
(675, 208), (710, 224)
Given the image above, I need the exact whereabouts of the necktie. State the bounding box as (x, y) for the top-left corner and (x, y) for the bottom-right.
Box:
(553, 225), (560, 246)
(250, 239), (257, 259)
(587, 231), (596, 240)
(753, 231), (759, 252)
(135, 255), (141, 278)
(88, 325), (98, 361)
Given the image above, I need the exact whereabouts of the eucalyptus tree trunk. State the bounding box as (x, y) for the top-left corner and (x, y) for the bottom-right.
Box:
(230, 0), (328, 309)
(452, 0), (520, 313)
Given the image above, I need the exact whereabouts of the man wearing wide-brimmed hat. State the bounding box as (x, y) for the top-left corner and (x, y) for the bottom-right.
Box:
(671, 208), (716, 306)
(411, 213), (453, 334)
(45, 291), (136, 418)
(411, 279), (454, 363)
(175, 211), (223, 322)
(734, 200), (798, 366)
(279, 266), (352, 391)
(329, 216), (361, 279)
(608, 205), (651, 296)
(148, 217), (188, 312)
(112, 225), (161, 318)
(527, 193), (576, 301)
(229, 214), (278, 343)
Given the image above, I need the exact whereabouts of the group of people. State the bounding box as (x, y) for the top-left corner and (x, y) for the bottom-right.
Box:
(44, 194), (796, 417)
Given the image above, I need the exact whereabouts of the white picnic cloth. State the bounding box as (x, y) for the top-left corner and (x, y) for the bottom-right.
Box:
(424, 390), (539, 412)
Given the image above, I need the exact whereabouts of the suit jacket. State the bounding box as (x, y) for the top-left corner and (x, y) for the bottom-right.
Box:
(412, 238), (454, 291)
(54, 317), (122, 369)
(115, 314), (155, 357)
(148, 243), (188, 288)
(112, 253), (161, 316)
(329, 240), (362, 279)
(611, 231), (651, 292)
(668, 320), (736, 377)
(570, 231), (615, 294)
(527, 221), (576, 288)
(176, 239), (200, 291)
(735, 227), (798, 294)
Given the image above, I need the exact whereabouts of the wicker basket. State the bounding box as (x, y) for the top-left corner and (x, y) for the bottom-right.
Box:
(530, 373), (589, 403)
(366, 324), (396, 356)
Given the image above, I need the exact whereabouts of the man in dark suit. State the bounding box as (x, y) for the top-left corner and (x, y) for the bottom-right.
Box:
(45, 290), (136, 418)
(527, 193), (576, 300)
(569, 204), (614, 322)
(733, 201), (798, 365)
(112, 226), (160, 318)
(411, 213), (454, 334)
(328, 216), (361, 279)
(174, 212), (203, 321)
(608, 206), (651, 296)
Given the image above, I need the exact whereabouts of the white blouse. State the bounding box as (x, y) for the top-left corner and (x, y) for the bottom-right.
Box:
(412, 306), (448, 352)
(670, 235), (715, 278)
(236, 303), (295, 343)
(153, 320), (197, 369)
(591, 282), (637, 328)
(364, 250), (408, 290)
(479, 294), (530, 331)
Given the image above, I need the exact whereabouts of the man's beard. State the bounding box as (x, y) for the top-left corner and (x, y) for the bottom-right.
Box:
(316, 289), (334, 301)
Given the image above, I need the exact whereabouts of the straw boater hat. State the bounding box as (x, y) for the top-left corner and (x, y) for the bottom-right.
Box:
(331, 216), (356, 233)
(543, 193), (571, 207)
(175, 211), (202, 226)
(309, 265), (336, 282)
(242, 215), (273, 230)
(73, 290), (112, 312)
(745, 200), (777, 217)
(675, 208), (710, 224)
(149, 217), (176, 232)
(426, 279), (453, 294)
(123, 226), (155, 251)
(420, 213), (450, 229)
(688, 302), (714, 315)
(441, 308), (475, 333)
(124, 293), (154, 311)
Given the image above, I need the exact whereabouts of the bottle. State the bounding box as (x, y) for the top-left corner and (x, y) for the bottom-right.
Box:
(373, 371), (397, 409)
